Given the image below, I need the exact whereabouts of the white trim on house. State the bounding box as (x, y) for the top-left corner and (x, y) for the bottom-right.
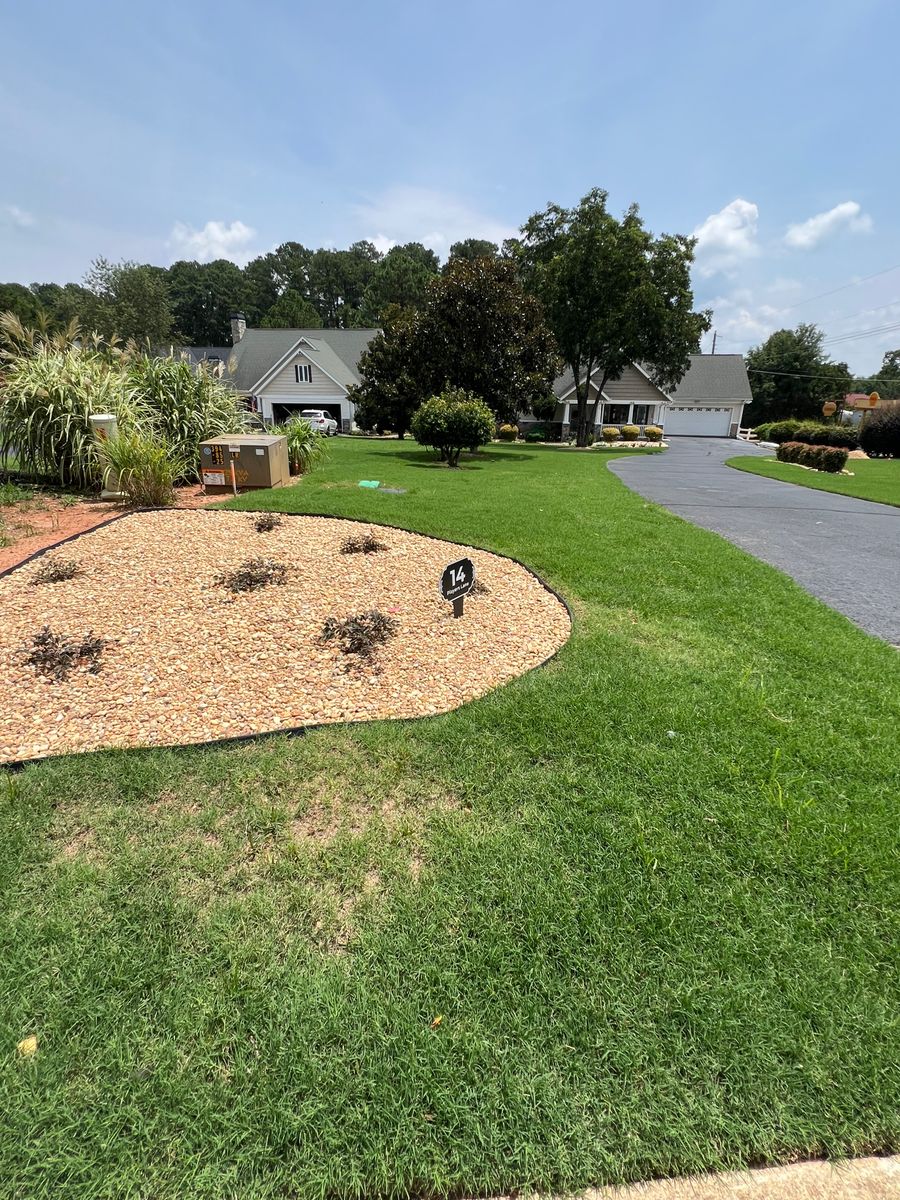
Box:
(258, 393), (357, 427)
(249, 339), (306, 393)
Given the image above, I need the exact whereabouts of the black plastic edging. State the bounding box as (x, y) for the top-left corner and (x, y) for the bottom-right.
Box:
(1, 507), (573, 772)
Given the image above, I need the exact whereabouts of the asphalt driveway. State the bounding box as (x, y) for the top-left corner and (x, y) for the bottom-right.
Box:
(609, 438), (900, 645)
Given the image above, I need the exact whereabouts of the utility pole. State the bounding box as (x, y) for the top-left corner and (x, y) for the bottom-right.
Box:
(710, 330), (717, 355)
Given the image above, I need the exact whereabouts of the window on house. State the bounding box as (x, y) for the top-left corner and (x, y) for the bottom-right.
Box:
(632, 404), (651, 425)
(604, 404), (630, 424)
(294, 363), (313, 383)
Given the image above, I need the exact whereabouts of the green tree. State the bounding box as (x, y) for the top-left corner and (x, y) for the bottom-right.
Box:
(167, 259), (245, 345)
(515, 188), (710, 445)
(29, 282), (95, 329)
(0, 283), (43, 326)
(351, 259), (560, 433)
(417, 257), (559, 420)
(83, 258), (174, 343)
(445, 238), (499, 267)
(241, 253), (280, 326)
(348, 307), (422, 439)
(261, 290), (323, 328)
(360, 248), (436, 322)
(745, 325), (853, 424)
(862, 349), (900, 401)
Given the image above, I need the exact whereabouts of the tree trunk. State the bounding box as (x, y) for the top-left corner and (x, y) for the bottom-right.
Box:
(573, 359), (594, 447)
(586, 371), (609, 435)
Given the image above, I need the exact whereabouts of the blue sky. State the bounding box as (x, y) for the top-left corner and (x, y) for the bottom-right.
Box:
(2, 0), (899, 372)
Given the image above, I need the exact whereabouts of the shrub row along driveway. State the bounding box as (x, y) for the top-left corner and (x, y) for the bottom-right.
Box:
(610, 437), (900, 645)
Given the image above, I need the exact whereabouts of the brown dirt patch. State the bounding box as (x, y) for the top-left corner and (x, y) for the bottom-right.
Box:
(0, 484), (217, 574)
(0, 511), (570, 764)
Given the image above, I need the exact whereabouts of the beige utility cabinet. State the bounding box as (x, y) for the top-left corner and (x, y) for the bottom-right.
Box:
(199, 434), (290, 494)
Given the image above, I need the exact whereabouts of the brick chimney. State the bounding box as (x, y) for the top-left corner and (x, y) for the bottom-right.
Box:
(230, 312), (247, 345)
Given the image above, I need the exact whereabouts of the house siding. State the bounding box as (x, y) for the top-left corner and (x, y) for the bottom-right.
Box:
(603, 365), (664, 406)
(260, 354), (347, 400)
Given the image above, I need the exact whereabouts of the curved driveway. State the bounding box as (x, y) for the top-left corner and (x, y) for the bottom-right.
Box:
(609, 438), (900, 645)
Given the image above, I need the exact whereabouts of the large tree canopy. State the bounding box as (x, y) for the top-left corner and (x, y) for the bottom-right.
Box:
(360, 247), (438, 323)
(349, 258), (560, 436)
(514, 188), (710, 445)
(260, 290), (323, 329)
(82, 258), (175, 344)
(745, 325), (853, 424)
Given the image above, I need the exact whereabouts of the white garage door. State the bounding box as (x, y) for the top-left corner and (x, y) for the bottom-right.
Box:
(664, 406), (733, 437)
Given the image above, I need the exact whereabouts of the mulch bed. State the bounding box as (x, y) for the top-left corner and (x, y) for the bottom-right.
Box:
(0, 511), (570, 764)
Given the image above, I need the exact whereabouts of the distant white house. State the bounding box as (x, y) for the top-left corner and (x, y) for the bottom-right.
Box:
(185, 316), (752, 437)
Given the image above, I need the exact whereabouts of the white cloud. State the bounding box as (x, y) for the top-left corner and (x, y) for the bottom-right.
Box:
(168, 219), (257, 264)
(352, 186), (516, 260)
(693, 199), (759, 277)
(2, 204), (36, 229)
(784, 201), (872, 250)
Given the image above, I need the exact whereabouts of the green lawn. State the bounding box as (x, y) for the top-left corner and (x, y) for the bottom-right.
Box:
(2, 439), (899, 1199)
(728, 454), (900, 507)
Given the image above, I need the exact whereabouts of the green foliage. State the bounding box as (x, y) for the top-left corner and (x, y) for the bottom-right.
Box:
(410, 388), (496, 467)
(620, 424), (640, 441)
(791, 422), (858, 449)
(82, 258), (174, 343)
(349, 307), (422, 439)
(759, 419), (801, 443)
(515, 187), (709, 445)
(530, 393), (558, 423)
(524, 429), (546, 443)
(445, 238), (499, 266)
(745, 325), (853, 424)
(776, 441), (848, 473)
(260, 290), (323, 329)
(729, 452), (900, 506)
(859, 404), (900, 458)
(167, 258), (247, 345)
(0, 343), (124, 487)
(99, 429), (183, 506)
(601, 426), (621, 443)
(125, 354), (242, 481)
(352, 259), (560, 433)
(498, 424), (519, 441)
(644, 425), (663, 442)
(360, 247), (437, 322)
(282, 415), (328, 475)
(0, 480), (31, 506)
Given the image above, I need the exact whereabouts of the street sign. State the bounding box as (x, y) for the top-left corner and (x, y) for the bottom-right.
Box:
(440, 557), (475, 618)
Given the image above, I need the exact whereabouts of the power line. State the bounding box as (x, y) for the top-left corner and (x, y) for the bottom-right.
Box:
(824, 320), (900, 346)
(747, 366), (895, 383)
(778, 262), (900, 313)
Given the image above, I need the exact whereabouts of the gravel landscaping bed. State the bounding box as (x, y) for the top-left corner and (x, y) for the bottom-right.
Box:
(0, 510), (570, 764)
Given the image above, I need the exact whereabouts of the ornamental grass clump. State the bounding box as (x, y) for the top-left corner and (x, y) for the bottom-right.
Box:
(24, 626), (106, 682)
(283, 415), (328, 475)
(30, 558), (82, 586)
(644, 425), (663, 442)
(620, 424), (640, 442)
(99, 429), (184, 507)
(216, 557), (288, 593)
(125, 355), (243, 482)
(600, 426), (620, 443)
(497, 424), (519, 442)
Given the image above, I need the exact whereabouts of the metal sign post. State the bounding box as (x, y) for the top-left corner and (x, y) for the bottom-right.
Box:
(440, 557), (475, 618)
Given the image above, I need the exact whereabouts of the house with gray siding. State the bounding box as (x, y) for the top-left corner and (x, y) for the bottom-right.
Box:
(187, 317), (751, 437)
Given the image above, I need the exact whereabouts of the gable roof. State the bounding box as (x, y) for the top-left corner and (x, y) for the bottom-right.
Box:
(552, 364), (669, 401)
(224, 327), (379, 393)
(552, 354), (752, 405)
(667, 354), (752, 403)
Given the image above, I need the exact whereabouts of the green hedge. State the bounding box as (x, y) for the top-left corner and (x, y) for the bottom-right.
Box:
(776, 441), (848, 473)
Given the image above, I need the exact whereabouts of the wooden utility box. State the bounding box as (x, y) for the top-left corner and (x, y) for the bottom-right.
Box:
(199, 434), (290, 494)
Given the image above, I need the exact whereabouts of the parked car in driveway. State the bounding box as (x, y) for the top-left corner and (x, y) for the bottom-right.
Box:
(299, 409), (339, 436)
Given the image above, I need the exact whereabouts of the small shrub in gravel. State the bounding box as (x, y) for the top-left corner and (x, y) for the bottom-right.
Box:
(24, 626), (106, 681)
(253, 512), (283, 533)
(471, 578), (489, 595)
(341, 532), (387, 555)
(30, 558), (82, 585)
(216, 557), (287, 593)
(319, 610), (397, 663)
